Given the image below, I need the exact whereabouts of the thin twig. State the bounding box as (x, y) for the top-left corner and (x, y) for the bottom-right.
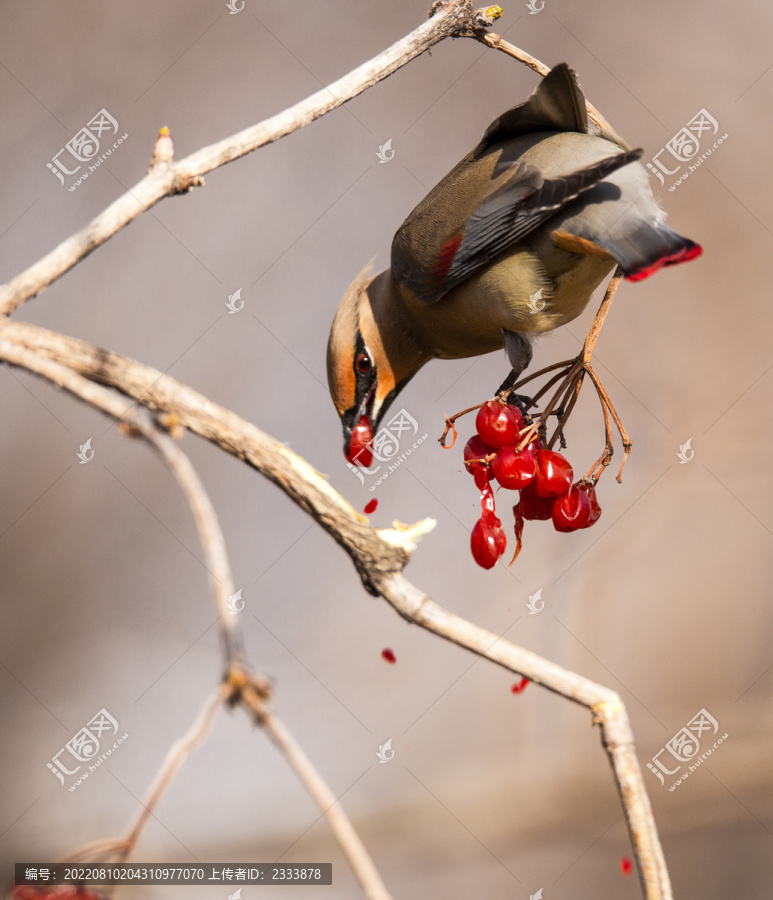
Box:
(0, 341), (394, 899)
(64, 688), (224, 865)
(478, 32), (617, 135)
(0, 337), (244, 671)
(0, 322), (670, 899)
(0, 1), (502, 317)
(262, 709), (394, 900)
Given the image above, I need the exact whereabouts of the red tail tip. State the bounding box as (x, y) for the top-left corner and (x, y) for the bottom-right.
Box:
(625, 241), (702, 282)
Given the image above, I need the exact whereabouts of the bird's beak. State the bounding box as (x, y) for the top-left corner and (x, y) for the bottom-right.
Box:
(343, 384), (376, 467)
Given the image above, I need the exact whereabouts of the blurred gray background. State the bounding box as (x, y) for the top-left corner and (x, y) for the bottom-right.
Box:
(1, 0), (772, 897)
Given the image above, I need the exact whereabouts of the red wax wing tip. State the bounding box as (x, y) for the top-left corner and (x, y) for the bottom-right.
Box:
(346, 415), (374, 467)
(432, 231), (464, 285)
(364, 499), (378, 514)
(511, 677), (529, 694)
(620, 856), (633, 876)
(625, 241), (703, 282)
(381, 648), (396, 664)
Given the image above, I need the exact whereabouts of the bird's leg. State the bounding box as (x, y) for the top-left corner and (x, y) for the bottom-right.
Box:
(439, 270), (631, 479)
(506, 268), (631, 479)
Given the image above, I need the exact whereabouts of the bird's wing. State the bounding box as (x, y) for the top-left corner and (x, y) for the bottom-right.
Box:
(392, 147), (642, 304)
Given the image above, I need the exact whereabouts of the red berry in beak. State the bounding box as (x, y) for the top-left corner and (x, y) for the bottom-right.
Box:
(346, 415), (373, 467)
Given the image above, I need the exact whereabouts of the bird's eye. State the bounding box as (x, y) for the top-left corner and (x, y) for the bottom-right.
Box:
(356, 353), (371, 375)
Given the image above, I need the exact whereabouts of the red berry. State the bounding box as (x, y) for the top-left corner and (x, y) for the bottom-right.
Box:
(471, 516), (506, 569)
(551, 484), (591, 531)
(346, 415), (373, 467)
(577, 482), (602, 527)
(533, 449), (573, 497)
(475, 401), (524, 448)
(381, 648), (396, 664)
(621, 856), (633, 876)
(518, 484), (553, 520)
(511, 677), (529, 694)
(491, 446), (535, 490)
(363, 498), (378, 514)
(463, 434), (494, 486)
(479, 482), (496, 516)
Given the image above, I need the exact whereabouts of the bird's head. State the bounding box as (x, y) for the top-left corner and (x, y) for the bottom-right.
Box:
(326, 262), (425, 467)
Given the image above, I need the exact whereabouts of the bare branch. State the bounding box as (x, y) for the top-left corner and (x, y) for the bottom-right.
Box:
(0, 339), (395, 898)
(0, 1), (502, 316)
(0, 9), (672, 895)
(261, 707), (394, 900)
(0, 336), (243, 670)
(0, 318), (419, 595)
(0, 320), (670, 899)
(478, 31), (617, 134)
(63, 687), (225, 865)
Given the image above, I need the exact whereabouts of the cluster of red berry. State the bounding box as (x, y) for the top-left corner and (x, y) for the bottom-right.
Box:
(464, 400), (601, 569)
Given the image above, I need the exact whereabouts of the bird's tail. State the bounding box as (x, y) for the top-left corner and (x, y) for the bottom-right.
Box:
(553, 219), (702, 281)
(613, 220), (702, 281)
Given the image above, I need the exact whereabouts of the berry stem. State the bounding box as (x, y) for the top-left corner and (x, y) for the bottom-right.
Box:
(438, 268), (632, 485)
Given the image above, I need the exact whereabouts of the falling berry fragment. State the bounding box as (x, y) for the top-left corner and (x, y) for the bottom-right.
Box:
(347, 415), (373, 467)
(475, 400), (524, 448)
(620, 856), (633, 876)
(381, 648), (396, 664)
(511, 677), (529, 694)
(508, 503), (525, 568)
(364, 498), (378, 514)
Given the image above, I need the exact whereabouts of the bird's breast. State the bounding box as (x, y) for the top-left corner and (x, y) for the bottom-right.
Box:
(396, 243), (614, 360)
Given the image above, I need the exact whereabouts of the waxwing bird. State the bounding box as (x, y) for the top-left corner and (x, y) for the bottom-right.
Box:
(327, 64), (701, 465)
